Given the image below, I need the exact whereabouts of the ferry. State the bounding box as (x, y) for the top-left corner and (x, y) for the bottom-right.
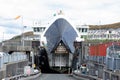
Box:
(32, 11), (88, 72)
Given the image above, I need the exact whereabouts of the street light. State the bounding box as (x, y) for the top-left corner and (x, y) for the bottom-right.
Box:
(0, 56), (1, 68)
(19, 16), (27, 50)
(22, 26), (27, 50)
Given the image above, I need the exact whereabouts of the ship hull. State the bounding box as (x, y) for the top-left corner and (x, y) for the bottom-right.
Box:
(44, 17), (78, 72)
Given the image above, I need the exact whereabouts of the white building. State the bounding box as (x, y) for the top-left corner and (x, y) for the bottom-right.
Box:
(88, 23), (120, 40)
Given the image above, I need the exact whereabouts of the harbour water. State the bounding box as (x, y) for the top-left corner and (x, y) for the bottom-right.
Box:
(0, 52), (27, 68)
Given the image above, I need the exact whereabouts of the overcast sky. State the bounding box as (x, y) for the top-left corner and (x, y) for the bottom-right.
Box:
(0, 0), (120, 41)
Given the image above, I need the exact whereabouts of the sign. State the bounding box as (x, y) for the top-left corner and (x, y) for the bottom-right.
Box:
(55, 45), (68, 53)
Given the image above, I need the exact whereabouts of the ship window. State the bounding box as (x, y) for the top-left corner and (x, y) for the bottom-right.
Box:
(39, 27), (45, 32)
(82, 28), (84, 32)
(79, 28), (81, 32)
(37, 27), (40, 32)
(76, 28), (79, 32)
(76, 28), (81, 32)
(84, 28), (87, 32)
(39, 28), (42, 32)
(42, 27), (45, 31)
(33, 27), (43, 32)
(43, 27), (46, 30)
(33, 27), (37, 32)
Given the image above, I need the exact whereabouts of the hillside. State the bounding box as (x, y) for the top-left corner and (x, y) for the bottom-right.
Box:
(89, 22), (120, 30)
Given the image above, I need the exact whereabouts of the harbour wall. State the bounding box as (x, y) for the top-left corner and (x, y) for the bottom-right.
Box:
(0, 60), (28, 79)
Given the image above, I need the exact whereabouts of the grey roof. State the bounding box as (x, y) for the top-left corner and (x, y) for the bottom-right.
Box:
(44, 18), (78, 53)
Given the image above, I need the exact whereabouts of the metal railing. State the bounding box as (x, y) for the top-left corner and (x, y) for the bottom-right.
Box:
(4, 71), (41, 80)
(3, 74), (23, 80)
(73, 71), (102, 80)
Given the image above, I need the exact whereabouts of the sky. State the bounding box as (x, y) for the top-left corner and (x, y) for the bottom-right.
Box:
(0, 0), (120, 41)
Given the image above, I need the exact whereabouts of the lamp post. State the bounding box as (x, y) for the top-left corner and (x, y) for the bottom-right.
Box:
(21, 16), (27, 50)
(22, 26), (26, 50)
(21, 16), (25, 50)
(14, 15), (25, 50)
(0, 56), (1, 68)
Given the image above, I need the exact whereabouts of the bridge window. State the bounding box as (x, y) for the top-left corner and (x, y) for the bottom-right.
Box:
(37, 27), (40, 32)
(84, 28), (88, 32)
(76, 28), (81, 32)
(82, 28), (84, 32)
(79, 28), (81, 32)
(40, 27), (46, 32)
(76, 28), (88, 33)
(33, 27), (37, 32)
(33, 27), (46, 32)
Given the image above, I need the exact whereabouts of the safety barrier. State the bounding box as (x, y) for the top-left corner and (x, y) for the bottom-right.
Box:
(73, 71), (102, 80)
(3, 74), (23, 80)
(3, 71), (41, 80)
(104, 69), (120, 80)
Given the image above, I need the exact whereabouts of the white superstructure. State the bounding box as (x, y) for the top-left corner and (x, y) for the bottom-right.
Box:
(32, 15), (89, 43)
